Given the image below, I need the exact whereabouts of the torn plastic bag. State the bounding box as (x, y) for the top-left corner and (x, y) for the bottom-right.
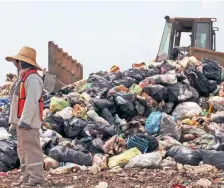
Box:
(202, 58), (222, 83)
(145, 112), (162, 134)
(185, 67), (217, 97)
(160, 113), (181, 140)
(129, 84), (142, 95)
(143, 84), (167, 102)
(166, 83), (199, 103)
(108, 147), (141, 168)
(87, 110), (110, 126)
(91, 98), (114, 110)
(0, 139), (19, 172)
(55, 107), (73, 120)
(208, 96), (224, 111)
(125, 151), (162, 168)
(49, 145), (92, 166)
(113, 77), (137, 88)
(172, 102), (202, 119)
(166, 146), (202, 166)
(43, 115), (65, 135)
(99, 108), (115, 125)
(63, 118), (86, 139)
(200, 150), (224, 170)
(50, 97), (69, 112)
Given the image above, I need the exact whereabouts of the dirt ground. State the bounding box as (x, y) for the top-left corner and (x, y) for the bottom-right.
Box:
(0, 168), (224, 188)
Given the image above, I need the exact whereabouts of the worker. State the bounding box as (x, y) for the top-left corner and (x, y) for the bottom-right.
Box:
(6, 46), (45, 187)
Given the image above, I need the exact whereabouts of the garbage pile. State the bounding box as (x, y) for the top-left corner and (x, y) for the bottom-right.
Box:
(0, 56), (224, 173)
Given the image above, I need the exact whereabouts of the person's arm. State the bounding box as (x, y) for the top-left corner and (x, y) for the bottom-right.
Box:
(18, 77), (42, 129)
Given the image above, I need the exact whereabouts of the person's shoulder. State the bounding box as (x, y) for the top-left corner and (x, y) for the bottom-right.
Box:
(26, 73), (44, 85)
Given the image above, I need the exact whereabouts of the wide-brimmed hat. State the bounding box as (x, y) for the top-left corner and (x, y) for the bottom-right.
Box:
(5, 46), (42, 70)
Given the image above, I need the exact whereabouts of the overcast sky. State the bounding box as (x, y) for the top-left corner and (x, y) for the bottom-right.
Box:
(0, 1), (223, 84)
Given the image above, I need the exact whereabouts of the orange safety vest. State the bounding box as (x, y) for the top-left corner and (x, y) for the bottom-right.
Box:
(17, 69), (44, 121)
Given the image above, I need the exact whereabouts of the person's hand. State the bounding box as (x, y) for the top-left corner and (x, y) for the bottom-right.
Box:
(8, 124), (17, 136)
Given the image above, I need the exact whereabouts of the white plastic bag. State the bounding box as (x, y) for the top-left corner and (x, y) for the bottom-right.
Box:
(125, 151), (162, 168)
(55, 107), (73, 120)
(0, 127), (10, 140)
(172, 102), (202, 119)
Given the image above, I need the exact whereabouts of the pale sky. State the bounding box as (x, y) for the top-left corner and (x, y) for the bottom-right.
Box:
(0, 1), (224, 84)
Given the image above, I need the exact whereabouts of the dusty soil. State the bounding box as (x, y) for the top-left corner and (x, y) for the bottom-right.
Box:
(0, 168), (224, 188)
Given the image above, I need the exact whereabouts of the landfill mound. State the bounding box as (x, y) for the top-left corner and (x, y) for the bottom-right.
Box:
(0, 56), (224, 187)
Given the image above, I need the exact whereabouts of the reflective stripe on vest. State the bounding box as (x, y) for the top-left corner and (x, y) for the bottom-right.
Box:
(17, 69), (44, 121)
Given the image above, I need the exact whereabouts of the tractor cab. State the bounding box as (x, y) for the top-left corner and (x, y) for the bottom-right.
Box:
(156, 16), (218, 62)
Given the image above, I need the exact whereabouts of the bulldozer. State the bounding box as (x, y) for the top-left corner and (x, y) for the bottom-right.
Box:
(156, 16), (224, 67)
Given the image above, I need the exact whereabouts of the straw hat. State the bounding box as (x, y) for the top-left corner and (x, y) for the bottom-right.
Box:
(5, 46), (42, 70)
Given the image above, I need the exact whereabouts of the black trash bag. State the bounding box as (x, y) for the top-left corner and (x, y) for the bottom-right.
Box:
(202, 58), (222, 83)
(113, 77), (137, 88)
(137, 134), (159, 152)
(185, 67), (217, 97)
(0, 105), (10, 128)
(91, 98), (114, 110)
(166, 146), (202, 166)
(63, 118), (87, 139)
(89, 138), (105, 154)
(114, 96), (136, 118)
(143, 84), (168, 102)
(146, 67), (161, 77)
(43, 115), (65, 135)
(123, 68), (148, 82)
(43, 137), (59, 156)
(49, 145), (92, 166)
(82, 123), (115, 138)
(88, 74), (114, 90)
(166, 82), (199, 103)
(72, 137), (92, 152)
(135, 101), (145, 116)
(43, 93), (54, 109)
(113, 92), (135, 102)
(200, 150), (224, 170)
(0, 139), (19, 172)
(100, 108), (115, 125)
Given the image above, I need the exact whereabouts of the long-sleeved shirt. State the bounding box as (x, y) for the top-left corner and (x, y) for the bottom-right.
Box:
(9, 73), (44, 129)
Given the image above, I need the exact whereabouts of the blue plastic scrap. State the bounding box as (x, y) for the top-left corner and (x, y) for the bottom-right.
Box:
(145, 111), (162, 134)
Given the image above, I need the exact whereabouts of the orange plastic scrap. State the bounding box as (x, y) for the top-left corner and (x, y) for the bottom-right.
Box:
(116, 85), (129, 93)
(73, 104), (87, 119)
(132, 62), (146, 68)
(110, 65), (120, 73)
